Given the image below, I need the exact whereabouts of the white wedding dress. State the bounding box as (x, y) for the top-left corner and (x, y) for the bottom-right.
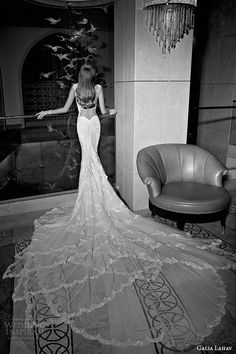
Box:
(3, 84), (235, 351)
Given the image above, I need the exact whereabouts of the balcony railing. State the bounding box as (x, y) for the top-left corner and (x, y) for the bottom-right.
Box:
(193, 101), (236, 173)
(0, 111), (116, 201)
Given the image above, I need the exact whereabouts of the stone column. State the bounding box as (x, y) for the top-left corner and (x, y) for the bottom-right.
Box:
(114, 0), (194, 210)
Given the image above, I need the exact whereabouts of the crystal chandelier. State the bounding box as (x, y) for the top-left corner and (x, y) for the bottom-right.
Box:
(143, 0), (197, 56)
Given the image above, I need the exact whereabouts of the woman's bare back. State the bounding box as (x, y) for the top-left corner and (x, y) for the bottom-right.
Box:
(80, 106), (97, 120)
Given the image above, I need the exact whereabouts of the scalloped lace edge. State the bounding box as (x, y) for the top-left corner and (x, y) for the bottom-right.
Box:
(10, 255), (234, 302)
(4, 234), (235, 280)
(20, 271), (227, 349)
(13, 228), (173, 259)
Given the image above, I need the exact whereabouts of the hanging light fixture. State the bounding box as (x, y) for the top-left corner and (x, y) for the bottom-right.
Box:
(143, 0), (197, 56)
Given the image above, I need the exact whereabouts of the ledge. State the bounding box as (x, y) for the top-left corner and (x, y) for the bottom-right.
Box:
(0, 189), (77, 217)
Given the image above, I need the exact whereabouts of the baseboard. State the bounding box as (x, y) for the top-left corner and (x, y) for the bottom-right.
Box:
(134, 208), (151, 217)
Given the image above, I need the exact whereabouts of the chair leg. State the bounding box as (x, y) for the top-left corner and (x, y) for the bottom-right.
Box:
(220, 209), (228, 235)
(149, 200), (156, 218)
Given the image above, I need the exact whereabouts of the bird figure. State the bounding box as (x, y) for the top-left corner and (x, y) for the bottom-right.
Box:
(57, 35), (67, 42)
(69, 32), (85, 42)
(59, 73), (74, 81)
(70, 57), (80, 63)
(44, 182), (56, 190)
(64, 62), (77, 70)
(69, 30), (85, 42)
(66, 45), (80, 54)
(67, 45), (76, 52)
(68, 174), (76, 180)
(45, 17), (61, 25)
(77, 55), (93, 62)
(71, 9), (82, 15)
(67, 165), (76, 171)
(56, 81), (69, 89)
(44, 45), (64, 52)
(54, 152), (63, 159)
(102, 5), (109, 14)
(53, 53), (70, 61)
(40, 71), (55, 79)
(46, 123), (57, 133)
(77, 18), (88, 25)
(87, 47), (97, 55)
(87, 23), (98, 33)
(75, 29), (84, 35)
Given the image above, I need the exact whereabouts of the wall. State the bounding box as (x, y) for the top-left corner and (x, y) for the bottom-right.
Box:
(196, 0), (236, 178)
(0, 25), (114, 116)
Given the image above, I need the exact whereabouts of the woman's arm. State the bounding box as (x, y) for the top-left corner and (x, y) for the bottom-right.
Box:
(36, 86), (75, 120)
(98, 85), (117, 116)
(97, 85), (107, 115)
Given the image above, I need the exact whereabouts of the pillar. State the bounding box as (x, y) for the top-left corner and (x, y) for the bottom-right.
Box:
(114, 0), (194, 210)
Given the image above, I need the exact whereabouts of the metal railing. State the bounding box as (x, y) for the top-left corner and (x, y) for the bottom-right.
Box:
(193, 102), (236, 172)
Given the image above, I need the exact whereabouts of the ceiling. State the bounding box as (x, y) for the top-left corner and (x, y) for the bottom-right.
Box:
(25, 0), (112, 8)
(0, 0), (114, 31)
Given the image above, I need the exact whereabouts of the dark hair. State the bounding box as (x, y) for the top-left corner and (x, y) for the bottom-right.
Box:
(76, 64), (97, 105)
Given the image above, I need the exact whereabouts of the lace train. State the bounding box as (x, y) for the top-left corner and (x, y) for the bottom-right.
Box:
(3, 111), (236, 350)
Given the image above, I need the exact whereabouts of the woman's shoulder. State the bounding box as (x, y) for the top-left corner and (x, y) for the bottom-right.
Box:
(95, 84), (102, 93)
(72, 83), (78, 91)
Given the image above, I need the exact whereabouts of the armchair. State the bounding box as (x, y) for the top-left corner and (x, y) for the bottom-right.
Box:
(137, 144), (231, 231)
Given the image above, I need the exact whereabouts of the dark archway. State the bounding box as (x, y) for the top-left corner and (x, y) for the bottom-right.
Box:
(22, 32), (78, 115)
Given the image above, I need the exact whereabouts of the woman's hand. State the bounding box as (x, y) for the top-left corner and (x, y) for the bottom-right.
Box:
(36, 110), (51, 120)
(109, 109), (117, 115)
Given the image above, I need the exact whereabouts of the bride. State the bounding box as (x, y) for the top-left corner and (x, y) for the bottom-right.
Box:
(3, 64), (235, 350)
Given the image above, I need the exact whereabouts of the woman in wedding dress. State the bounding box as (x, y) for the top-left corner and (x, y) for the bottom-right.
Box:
(3, 64), (235, 351)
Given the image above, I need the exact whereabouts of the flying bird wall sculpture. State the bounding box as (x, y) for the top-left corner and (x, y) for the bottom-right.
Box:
(45, 17), (61, 25)
(39, 7), (109, 96)
(44, 45), (64, 52)
(87, 23), (98, 33)
(40, 71), (55, 78)
(52, 53), (71, 61)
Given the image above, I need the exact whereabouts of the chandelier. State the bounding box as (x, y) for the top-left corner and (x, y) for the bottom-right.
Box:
(143, 0), (197, 56)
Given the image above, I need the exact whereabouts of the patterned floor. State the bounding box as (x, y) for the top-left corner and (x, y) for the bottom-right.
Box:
(0, 216), (235, 354)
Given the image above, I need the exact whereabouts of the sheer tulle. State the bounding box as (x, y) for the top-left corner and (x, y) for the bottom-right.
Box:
(3, 86), (236, 350)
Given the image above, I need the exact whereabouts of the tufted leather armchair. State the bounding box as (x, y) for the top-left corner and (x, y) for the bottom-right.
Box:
(137, 144), (231, 231)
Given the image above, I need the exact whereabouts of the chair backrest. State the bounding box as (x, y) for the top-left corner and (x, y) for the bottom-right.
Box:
(137, 144), (227, 186)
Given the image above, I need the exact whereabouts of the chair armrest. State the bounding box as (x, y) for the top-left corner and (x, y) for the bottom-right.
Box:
(204, 155), (229, 187)
(145, 177), (162, 198)
(136, 156), (162, 198)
